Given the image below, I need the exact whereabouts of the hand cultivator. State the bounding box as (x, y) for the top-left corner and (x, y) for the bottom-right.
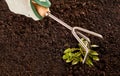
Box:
(33, 0), (103, 64)
(46, 13), (103, 63)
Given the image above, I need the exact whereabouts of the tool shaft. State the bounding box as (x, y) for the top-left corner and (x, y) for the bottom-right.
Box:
(48, 13), (103, 39)
(48, 13), (72, 30)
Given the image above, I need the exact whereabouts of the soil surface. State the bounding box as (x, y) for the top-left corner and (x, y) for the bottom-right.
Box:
(0, 0), (120, 76)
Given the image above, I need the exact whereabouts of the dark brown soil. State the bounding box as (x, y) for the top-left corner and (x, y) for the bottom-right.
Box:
(0, 0), (120, 76)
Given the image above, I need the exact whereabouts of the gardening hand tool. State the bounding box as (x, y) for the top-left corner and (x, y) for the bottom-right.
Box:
(34, 0), (103, 64)
(46, 13), (103, 63)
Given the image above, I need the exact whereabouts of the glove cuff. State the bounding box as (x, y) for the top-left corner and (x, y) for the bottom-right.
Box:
(30, 0), (43, 20)
(33, 0), (51, 8)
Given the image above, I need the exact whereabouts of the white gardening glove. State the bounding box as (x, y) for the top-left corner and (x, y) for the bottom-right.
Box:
(5, 0), (51, 20)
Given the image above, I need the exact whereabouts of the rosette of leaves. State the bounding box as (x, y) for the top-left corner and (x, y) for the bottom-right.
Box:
(62, 38), (99, 67)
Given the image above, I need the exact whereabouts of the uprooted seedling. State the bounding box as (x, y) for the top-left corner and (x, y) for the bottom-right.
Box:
(62, 38), (99, 67)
